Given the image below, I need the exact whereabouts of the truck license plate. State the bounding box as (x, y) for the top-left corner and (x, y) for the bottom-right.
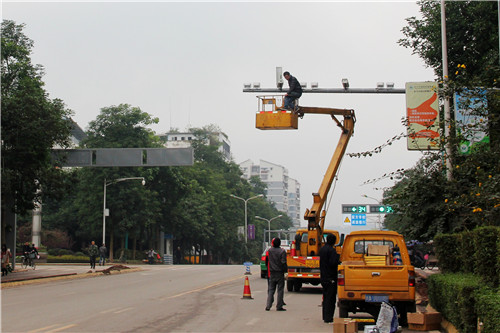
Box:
(365, 294), (389, 303)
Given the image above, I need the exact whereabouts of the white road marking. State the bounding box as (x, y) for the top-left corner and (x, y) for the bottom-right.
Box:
(27, 324), (58, 333)
(100, 307), (123, 314)
(246, 318), (260, 326)
(113, 306), (134, 314)
(46, 324), (77, 332)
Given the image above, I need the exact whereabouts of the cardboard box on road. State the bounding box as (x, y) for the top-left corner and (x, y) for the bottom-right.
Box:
(333, 318), (358, 333)
(407, 312), (442, 331)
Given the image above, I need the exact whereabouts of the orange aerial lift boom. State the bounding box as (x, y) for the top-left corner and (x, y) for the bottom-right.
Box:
(256, 97), (355, 290)
(256, 98), (356, 244)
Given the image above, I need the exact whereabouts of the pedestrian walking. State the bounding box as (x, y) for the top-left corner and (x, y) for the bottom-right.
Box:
(1, 244), (12, 276)
(99, 243), (107, 266)
(89, 241), (99, 269)
(265, 237), (287, 311)
(319, 234), (340, 323)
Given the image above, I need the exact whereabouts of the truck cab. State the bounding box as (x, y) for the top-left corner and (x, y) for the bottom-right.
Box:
(286, 229), (341, 292)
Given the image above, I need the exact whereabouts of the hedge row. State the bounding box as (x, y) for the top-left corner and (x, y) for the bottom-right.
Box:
(434, 226), (500, 287)
(428, 273), (500, 333)
(47, 255), (89, 263)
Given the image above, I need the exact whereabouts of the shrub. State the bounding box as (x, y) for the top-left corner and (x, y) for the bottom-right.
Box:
(47, 248), (61, 256)
(434, 233), (461, 273)
(473, 226), (499, 287)
(428, 273), (482, 333)
(458, 230), (475, 273)
(475, 287), (500, 333)
(57, 249), (73, 256)
(47, 255), (88, 263)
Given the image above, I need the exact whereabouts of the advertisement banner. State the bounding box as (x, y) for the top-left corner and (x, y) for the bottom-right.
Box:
(405, 82), (440, 150)
(247, 224), (255, 240)
(454, 89), (489, 154)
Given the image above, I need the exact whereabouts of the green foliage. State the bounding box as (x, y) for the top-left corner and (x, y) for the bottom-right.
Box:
(399, 1), (499, 85)
(475, 287), (500, 333)
(381, 1), (500, 238)
(472, 226), (499, 287)
(458, 230), (475, 274)
(434, 227), (500, 287)
(433, 233), (461, 273)
(427, 273), (482, 333)
(47, 255), (88, 263)
(1, 20), (73, 214)
(43, 115), (290, 263)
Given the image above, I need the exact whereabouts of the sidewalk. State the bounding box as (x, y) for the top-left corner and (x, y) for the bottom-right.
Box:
(1, 263), (140, 284)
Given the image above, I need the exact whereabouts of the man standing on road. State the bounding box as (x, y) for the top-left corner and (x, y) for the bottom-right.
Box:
(89, 241), (99, 269)
(99, 243), (107, 266)
(283, 71), (302, 111)
(319, 234), (340, 323)
(265, 237), (287, 311)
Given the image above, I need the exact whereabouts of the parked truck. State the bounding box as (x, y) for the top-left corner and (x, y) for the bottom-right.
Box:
(337, 230), (416, 325)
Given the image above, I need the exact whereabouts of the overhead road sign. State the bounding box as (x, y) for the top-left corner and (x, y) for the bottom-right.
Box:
(342, 205), (368, 214)
(51, 148), (194, 167)
(369, 205), (394, 214)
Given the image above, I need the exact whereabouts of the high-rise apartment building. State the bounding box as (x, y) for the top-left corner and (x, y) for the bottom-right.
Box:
(239, 159), (301, 228)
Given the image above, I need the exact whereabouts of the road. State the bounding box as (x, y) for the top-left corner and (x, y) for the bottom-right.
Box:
(2, 265), (337, 332)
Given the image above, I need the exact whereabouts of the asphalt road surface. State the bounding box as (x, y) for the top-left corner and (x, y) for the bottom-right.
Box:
(2, 265), (338, 333)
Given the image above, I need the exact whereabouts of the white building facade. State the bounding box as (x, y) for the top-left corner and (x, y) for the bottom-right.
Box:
(158, 131), (231, 160)
(239, 159), (301, 228)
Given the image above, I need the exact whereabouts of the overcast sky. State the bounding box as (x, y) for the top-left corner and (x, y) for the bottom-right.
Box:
(4, 1), (435, 233)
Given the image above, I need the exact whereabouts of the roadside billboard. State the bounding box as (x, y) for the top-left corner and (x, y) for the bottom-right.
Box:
(454, 89), (489, 154)
(405, 82), (440, 150)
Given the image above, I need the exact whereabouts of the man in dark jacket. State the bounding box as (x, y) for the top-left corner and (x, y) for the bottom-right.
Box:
(265, 237), (287, 311)
(283, 71), (302, 111)
(319, 234), (340, 323)
(89, 241), (99, 269)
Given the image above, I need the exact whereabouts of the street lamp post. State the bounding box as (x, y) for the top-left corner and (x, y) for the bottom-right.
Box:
(362, 194), (382, 230)
(103, 177), (146, 245)
(230, 194), (263, 243)
(255, 215), (282, 245)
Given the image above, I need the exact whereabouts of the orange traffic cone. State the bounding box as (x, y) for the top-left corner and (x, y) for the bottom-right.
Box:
(291, 241), (296, 256)
(241, 276), (253, 299)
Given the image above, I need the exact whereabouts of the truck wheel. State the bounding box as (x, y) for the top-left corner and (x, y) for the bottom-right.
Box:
(287, 280), (294, 292)
(339, 304), (349, 318)
(293, 281), (302, 292)
(397, 304), (408, 327)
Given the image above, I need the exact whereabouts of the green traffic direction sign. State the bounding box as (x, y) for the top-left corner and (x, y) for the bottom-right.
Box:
(369, 205), (394, 214)
(342, 205), (367, 214)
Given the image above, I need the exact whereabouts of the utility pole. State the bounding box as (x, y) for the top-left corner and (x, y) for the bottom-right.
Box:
(441, 0), (453, 181)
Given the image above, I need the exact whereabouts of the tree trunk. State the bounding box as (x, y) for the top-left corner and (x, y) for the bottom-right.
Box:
(132, 236), (137, 260)
(109, 222), (114, 261)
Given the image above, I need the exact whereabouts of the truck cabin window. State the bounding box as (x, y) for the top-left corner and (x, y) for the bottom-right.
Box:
(300, 233), (333, 244)
(354, 240), (394, 254)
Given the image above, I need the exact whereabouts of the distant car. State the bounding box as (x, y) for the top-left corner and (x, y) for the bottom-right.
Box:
(260, 244), (290, 278)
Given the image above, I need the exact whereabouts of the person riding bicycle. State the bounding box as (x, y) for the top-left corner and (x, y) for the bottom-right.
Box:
(23, 242), (31, 257)
(30, 244), (39, 258)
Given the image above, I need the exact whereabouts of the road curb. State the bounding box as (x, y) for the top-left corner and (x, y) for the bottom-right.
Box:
(1, 267), (143, 288)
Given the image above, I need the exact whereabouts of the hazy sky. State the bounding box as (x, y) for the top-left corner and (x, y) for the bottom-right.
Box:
(3, 1), (435, 232)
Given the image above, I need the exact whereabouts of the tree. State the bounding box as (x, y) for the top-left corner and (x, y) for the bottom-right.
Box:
(1, 20), (73, 215)
(399, 1), (499, 84)
(383, 1), (500, 238)
(42, 104), (160, 259)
